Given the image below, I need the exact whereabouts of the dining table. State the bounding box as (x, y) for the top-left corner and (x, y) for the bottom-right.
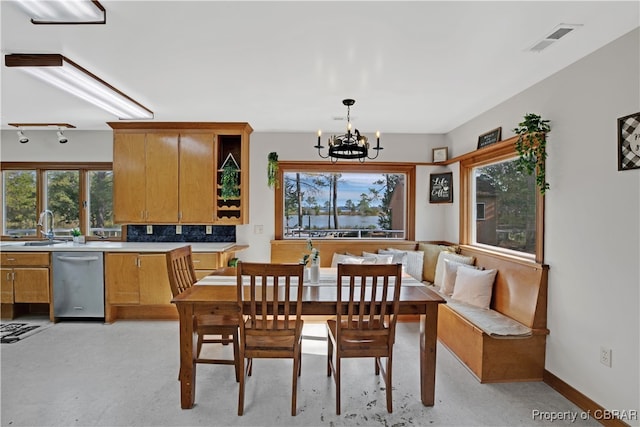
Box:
(171, 267), (446, 410)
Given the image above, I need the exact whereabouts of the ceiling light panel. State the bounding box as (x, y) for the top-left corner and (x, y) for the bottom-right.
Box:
(528, 23), (583, 53)
(5, 54), (153, 120)
(15, 0), (106, 24)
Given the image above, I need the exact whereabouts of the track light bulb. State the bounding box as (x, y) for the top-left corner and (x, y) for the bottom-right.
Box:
(57, 130), (68, 144)
(17, 130), (29, 143)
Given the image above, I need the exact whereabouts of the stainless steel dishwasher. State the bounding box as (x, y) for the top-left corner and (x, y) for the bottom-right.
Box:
(52, 252), (105, 318)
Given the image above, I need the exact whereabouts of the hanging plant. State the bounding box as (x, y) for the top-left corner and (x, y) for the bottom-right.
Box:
(267, 152), (279, 189)
(513, 113), (551, 194)
(220, 161), (240, 201)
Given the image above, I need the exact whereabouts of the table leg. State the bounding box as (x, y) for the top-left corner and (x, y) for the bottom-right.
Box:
(419, 303), (438, 406)
(177, 304), (196, 409)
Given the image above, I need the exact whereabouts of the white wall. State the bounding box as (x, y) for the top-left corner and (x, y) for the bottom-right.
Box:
(446, 28), (640, 415)
(0, 130), (113, 162)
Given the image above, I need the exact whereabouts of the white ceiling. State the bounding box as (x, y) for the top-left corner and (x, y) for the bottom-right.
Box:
(1, 1), (638, 134)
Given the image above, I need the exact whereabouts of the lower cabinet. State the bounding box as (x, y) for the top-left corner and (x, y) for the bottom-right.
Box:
(0, 252), (51, 320)
(104, 251), (230, 322)
(104, 253), (173, 322)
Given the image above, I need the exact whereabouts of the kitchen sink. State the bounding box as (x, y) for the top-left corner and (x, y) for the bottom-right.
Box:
(23, 240), (67, 246)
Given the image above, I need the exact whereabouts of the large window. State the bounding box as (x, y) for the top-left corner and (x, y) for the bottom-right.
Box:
(461, 138), (544, 262)
(1, 163), (120, 239)
(275, 162), (415, 240)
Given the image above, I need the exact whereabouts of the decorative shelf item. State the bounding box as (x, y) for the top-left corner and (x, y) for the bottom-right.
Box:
(219, 153), (240, 202)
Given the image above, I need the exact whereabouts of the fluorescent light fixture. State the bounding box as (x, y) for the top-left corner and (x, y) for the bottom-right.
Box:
(15, 0), (106, 24)
(5, 54), (153, 120)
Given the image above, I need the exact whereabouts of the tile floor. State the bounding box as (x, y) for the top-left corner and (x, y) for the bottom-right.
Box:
(1, 318), (598, 427)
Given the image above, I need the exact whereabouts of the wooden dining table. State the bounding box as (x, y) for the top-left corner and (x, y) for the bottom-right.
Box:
(171, 268), (446, 410)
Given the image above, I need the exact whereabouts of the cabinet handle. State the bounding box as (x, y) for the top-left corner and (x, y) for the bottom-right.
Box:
(6, 273), (10, 281)
(140, 211), (144, 220)
(12, 272), (16, 281)
(6, 258), (16, 261)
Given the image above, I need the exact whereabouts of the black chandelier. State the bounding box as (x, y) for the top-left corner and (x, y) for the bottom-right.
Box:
(315, 99), (382, 162)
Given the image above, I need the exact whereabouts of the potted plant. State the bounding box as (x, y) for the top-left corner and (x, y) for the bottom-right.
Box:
(513, 113), (551, 194)
(70, 228), (83, 244)
(220, 153), (240, 202)
(267, 152), (279, 189)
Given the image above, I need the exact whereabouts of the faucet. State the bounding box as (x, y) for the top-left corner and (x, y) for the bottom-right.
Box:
(38, 210), (54, 241)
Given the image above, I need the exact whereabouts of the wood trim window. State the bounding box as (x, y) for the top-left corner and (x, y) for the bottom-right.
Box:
(274, 161), (416, 241)
(459, 136), (545, 263)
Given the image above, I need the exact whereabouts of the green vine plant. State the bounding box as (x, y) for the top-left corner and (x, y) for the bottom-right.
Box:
(267, 152), (279, 189)
(220, 162), (240, 201)
(513, 113), (551, 194)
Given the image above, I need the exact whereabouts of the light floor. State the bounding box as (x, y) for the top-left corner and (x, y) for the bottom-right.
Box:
(1, 318), (598, 427)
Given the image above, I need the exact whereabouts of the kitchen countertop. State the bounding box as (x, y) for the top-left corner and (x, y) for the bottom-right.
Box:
(0, 241), (240, 253)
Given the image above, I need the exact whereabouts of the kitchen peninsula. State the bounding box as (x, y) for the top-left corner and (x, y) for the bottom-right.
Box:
(0, 241), (246, 323)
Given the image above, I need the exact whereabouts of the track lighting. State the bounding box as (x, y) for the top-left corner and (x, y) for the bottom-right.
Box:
(57, 130), (68, 144)
(17, 130), (29, 143)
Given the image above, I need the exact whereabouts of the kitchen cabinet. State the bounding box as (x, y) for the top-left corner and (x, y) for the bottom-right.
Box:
(0, 252), (51, 319)
(192, 251), (231, 279)
(105, 253), (172, 306)
(112, 132), (179, 223)
(109, 122), (252, 225)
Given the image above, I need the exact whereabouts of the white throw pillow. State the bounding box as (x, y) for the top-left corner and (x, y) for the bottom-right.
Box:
(386, 249), (423, 281)
(362, 251), (394, 264)
(434, 252), (475, 290)
(378, 249), (407, 266)
(451, 267), (497, 309)
(441, 260), (479, 296)
(330, 253), (366, 268)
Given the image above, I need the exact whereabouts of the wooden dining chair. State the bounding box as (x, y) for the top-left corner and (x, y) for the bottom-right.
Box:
(165, 245), (240, 382)
(327, 263), (403, 415)
(236, 261), (305, 416)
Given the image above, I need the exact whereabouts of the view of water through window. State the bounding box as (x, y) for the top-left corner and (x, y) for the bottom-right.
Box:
(283, 172), (406, 239)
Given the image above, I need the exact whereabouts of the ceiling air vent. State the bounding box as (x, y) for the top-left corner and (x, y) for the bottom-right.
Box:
(528, 23), (583, 52)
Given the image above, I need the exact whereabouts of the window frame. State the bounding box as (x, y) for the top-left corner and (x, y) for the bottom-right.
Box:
(1, 161), (118, 241)
(459, 137), (545, 263)
(274, 161), (416, 241)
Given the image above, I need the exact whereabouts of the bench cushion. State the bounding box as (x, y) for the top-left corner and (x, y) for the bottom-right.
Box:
(428, 285), (532, 337)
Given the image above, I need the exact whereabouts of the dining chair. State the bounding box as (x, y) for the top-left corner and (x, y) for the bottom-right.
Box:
(166, 245), (240, 382)
(236, 261), (305, 416)
(327, 263), (403, 415)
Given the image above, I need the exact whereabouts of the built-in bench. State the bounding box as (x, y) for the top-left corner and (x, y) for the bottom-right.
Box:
(270, 240), (549, 383)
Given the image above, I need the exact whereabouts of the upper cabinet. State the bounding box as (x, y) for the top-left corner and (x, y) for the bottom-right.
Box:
(109, 122), (252, 225)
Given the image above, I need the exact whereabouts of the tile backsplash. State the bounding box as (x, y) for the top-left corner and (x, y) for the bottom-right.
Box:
(126, 225), (235, 243)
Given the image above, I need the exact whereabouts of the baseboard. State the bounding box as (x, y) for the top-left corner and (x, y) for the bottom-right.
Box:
(543, 370), (632, 427)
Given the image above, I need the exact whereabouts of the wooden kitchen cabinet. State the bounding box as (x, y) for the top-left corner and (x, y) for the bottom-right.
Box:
(0, 252), (51, 319)
(109, 122), (252, 225)
(104, 252), (173, 322)
(192, 251), (229, 279)
(112, 132), (179, 223)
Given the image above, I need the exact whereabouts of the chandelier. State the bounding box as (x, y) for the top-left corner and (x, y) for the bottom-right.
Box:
(315, 99), (382, 162)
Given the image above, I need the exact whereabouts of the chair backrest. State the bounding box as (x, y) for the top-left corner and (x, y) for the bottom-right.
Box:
(336, 263), (403, 335)
(236, 262), (305, 333)
(166, 245), (198, 297)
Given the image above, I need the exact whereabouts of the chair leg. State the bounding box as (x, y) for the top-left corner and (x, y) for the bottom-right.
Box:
(238, 356), (245, 416)
(375, 357), (380, 375)
(233, 330), (240, 382)
(386, 356), (393, 413)
(196, 333), (203, 358)
(327, 332), (333, 377)
(335, 355), (341, 415)
(297, 346), (302, 377)
(292, 355), (299, 416)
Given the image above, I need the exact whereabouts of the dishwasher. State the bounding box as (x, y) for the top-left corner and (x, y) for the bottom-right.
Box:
(52, 252), (105, 318)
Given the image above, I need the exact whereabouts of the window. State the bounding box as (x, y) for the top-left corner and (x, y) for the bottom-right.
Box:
(460, 138), (544, 262)
(275, 162), (415, 240)
(1, 163), (120, 239)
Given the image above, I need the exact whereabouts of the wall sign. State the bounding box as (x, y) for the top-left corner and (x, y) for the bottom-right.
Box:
(477, 127), (502, 149)
(429, 172), (453, 203)
(618, 112), (640, 171)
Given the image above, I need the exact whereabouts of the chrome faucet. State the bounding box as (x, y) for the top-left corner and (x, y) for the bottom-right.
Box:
(38, 210), (54, 241)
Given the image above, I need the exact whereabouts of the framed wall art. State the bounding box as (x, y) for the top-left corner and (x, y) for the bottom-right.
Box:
(618, 112), (640, 171)
(432, 147), (448, 163)
(429, 172), (453, 203)
(477, 127), (502, 149)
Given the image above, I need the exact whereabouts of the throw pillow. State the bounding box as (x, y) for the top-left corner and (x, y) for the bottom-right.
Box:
(418, 243), (456, 283)
(451, 267), (497, 309)
(441, 259), (479, 296)
(330, 253), (365, 268)
(361, 251), (394, 264)
(385, 248), (424, 281)
(434, 251), (475, 290)
(378, 249), (407, 266)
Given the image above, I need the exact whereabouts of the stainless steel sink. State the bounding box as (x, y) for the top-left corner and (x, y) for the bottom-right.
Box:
(23, 240), (66, 246)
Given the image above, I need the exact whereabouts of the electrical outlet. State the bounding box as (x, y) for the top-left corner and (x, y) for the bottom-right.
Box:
(600, 347), (612, 367)
(146, 225), (153, 234)
(205, 225), (212, 234)
(176, 225), (182, 235)
(254, 224), (263, 234)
